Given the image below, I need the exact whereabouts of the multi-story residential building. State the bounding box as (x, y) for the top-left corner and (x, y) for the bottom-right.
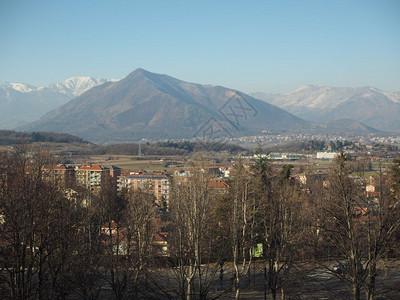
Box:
(43, 164), (75, 188)
(109, 166), (122, 180)
(118, 172), (170, 205)
(108, 166), (122, 192)
(76, 165), (110, 194)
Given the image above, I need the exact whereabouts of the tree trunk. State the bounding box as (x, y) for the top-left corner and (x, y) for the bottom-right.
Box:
(186, 264), (193, 300)
(186, 278), (192, 300)
(367, 263), (376, 300)
(352, 283), (361, 300)
(272, 288), (277, 300)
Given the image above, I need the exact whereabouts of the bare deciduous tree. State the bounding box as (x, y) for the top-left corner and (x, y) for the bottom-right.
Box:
(162, 170), (222, 300)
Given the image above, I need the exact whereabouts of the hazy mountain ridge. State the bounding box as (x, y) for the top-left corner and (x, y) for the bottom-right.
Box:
(320, 119), (380, 135)
(22, 69), (311, 142)
(0, 77), (116, 129)
(0, 130), (89, 145)
(254, 85), (400, 132)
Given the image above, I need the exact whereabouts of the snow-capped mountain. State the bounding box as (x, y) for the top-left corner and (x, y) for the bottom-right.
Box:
(2, 82), (36, 93)
(0, 77), (117, 129)
(47, 77), (117, 97)
(2, 77), (115, 97)
(273, 85), (400, 109)
(257, 85), (400, 132)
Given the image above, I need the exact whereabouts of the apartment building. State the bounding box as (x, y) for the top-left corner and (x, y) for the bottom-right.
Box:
(43, 164), (75, 188)
(76, 165), (110, 194)
(118, 172), (170, 205)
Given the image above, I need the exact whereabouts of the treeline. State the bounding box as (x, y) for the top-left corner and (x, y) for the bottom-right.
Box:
(156, 140), (245, 153)
(1, 150), (400, 299)
(91, 141), (247, 156)
(0, 130), (89, 145)
(0, 130), (247, 155)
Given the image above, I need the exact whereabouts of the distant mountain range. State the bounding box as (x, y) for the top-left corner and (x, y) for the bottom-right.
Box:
(4, 70), (394, 142)
(0, 77), (115, 128)
(21, 69), (310, 142)
(252, 85), (400, 132)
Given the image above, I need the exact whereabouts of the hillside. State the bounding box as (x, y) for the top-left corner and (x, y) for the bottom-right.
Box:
(0, 130), (89, 145)
(259, 85), (400, 132)
(22, 69), (309, 142)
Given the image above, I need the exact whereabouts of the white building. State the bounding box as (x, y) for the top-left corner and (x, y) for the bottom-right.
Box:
(317, 152), (339, 160)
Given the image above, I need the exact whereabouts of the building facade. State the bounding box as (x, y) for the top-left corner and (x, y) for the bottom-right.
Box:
(118, 172), (170, 205)
(76, 165), (110, 194)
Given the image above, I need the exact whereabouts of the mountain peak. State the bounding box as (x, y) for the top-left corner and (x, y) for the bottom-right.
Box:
(21, 70), (309, 142)
(134, 67), (147, 73)
(361, 86), (382, 93)
(0, 76), (117, 129)
(61, 76), (97, 84)
(129, 68), (153, 77)
(48, 76), (116, 97)
(124, 68), (186, 93)
(125, 68), (156, 82)
(269, 84), (400, 132)
(0, 82), (36, 93)
(292, 84), (325, 93)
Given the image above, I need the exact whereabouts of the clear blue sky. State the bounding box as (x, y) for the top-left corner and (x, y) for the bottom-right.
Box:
(1, 0), (399, 93)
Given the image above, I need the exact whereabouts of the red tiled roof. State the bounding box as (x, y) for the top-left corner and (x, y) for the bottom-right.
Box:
(44, 164), (67, 170)
(79, 165), (105, 171)
(209, 179), (229, 189)
(129, 174), (168, 179)
(130, 169), (146, 174)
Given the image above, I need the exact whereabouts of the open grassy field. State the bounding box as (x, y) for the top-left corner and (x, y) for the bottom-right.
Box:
(70, 154), (188, 172)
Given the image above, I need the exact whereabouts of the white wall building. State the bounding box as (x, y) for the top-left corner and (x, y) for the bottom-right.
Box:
(317, 152), (339, 160)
